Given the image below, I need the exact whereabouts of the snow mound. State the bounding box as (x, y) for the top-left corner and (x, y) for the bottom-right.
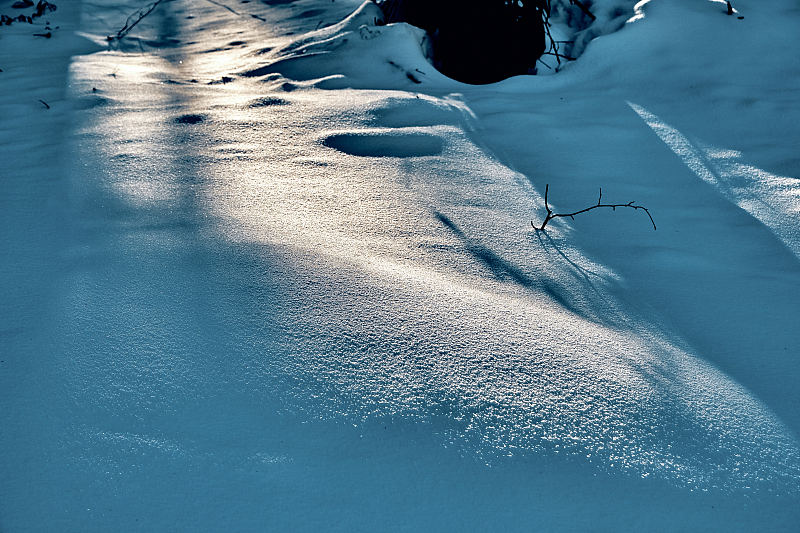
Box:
(3, 0), (800, 529)
(550, 0), (640, 60)
(204, 0), (800, 494)
(239, 1), (453, 89)
(197, 78), (800, 492)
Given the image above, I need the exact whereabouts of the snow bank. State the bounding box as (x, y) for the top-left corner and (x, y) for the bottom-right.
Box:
(2, 0), (800, 530)
(238, 1), (453, 89)
(202, 0), (800, 494)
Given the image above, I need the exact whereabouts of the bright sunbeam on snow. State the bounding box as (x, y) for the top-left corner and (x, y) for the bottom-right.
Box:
(627, 0), (653, 23)
(197, 82), (800, 492)
(629, 101), (800, 259)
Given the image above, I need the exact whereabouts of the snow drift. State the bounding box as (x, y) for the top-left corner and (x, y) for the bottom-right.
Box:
(2, 0), (800, 531)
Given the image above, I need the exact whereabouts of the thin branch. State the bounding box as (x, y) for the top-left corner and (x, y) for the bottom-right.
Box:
(539, 1), (579, 69)
(205, 0), (239, 16)
(544, 25), (561, 65)
(203, 0), (266, 21)
(570, 0), (596, 21)
(531, 184), (656, 231)
(541, 51), (576, 61)
(541, 6), (565, 67)
(107, 0), (167, 43)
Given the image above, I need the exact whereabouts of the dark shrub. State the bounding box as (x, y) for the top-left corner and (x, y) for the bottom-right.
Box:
(379, 0), (547, 84)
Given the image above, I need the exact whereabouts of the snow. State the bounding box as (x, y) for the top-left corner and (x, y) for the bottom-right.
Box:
(2, 0), (799, 530)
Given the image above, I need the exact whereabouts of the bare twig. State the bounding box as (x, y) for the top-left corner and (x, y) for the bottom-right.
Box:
(205, 0), (239, 16)
(204, 0), (265, 21)
(38, 98), (50, 109)
(540, 1), (581, 69)
(531, 184), (656, 231)
(107, 0), (166, 43)
(541, 51), (576, 61)
(541, 5), (566, 67)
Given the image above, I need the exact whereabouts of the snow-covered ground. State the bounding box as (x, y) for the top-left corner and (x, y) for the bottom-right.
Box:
(2, 0), (799, 530)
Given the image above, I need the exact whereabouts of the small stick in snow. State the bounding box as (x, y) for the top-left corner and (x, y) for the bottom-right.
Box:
(541, 51), (576, 61)
(38, 99), (50, 109)
(570, 0), (596, 21)
(108, 0), (165, 43)
(202, 0), (265, 21)
(531, 184), (656, 231)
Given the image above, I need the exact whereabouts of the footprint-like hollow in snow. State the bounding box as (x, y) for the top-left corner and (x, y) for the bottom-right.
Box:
(322, 131), (443, 158)
(175, 114), (205, 125)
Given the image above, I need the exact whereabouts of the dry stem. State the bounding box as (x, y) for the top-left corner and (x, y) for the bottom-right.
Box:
(532, 184), (656, 231)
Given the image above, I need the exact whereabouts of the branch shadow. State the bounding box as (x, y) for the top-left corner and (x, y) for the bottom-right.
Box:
(531, 230), (630, 328)
(533, 230), (603, 284)
(434, 211), (588, 320)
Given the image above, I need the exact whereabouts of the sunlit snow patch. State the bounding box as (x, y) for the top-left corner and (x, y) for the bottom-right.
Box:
(628, 0), (653, 23)
(63, 0), (800, 496)
(199, 81), (800, 492)
(629, 101), (800, 259)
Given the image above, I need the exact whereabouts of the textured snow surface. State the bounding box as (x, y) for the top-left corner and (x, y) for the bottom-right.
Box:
(2, 0), (799, 531)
